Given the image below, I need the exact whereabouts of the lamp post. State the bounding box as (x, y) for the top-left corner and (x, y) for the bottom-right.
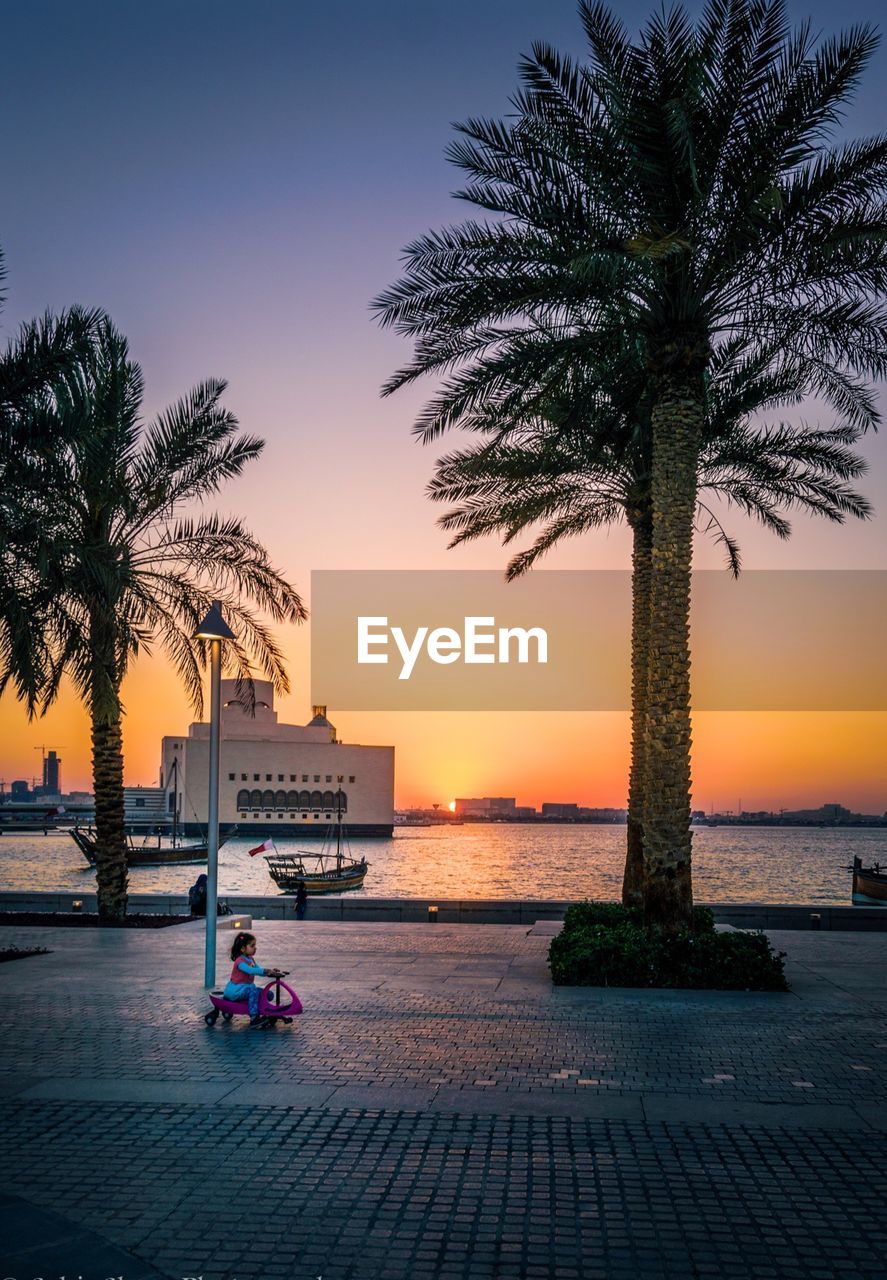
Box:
(194, 601), (235, 987)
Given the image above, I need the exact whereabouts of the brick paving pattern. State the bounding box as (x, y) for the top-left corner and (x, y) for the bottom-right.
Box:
(3, 920), (887, 1278)
(5, 1101), (887, 1279)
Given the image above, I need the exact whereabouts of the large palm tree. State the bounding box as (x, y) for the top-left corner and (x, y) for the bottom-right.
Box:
(374, 0), (887, 927)
(429, 382), (870, 905)
(421, 331), (872, 905)
(3, 317), (305, 921)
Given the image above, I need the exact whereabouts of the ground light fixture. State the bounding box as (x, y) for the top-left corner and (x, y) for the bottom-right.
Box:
(428, 904), (438, 923)
(194, 600), (235, 987)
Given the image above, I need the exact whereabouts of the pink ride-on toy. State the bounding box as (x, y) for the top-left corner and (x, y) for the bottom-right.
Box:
(204, 975), (303, 1027)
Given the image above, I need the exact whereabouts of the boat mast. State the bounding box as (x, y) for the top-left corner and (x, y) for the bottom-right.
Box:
(171, 756), (178, 849)
(336, 776), (343, 871)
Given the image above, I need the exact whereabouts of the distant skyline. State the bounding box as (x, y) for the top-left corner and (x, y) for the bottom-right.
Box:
(2, 770), (884, 822)
(1, 0), (885, 810)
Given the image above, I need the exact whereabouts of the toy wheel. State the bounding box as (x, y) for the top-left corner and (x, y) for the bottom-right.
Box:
(222, 1012), (233, 1022)
(204, 1010), (219, 1026)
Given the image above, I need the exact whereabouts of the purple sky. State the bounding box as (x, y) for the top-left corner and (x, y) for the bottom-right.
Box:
(2, 1), (886, 806)
(3, 0), (885, 578)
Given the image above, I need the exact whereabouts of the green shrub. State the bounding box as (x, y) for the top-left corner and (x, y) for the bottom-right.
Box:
(549, 900), (788, 991)
(562, 900), (716, 935)
(653, 929), (788, 991)
(691, 905), (716, 934)
(549, 921), (654, 986)
(562, 900), (643, 931)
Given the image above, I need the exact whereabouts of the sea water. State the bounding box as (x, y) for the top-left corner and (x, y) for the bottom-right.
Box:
(1, 824), (885, 903)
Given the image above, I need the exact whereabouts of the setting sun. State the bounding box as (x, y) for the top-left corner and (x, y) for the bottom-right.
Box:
(448, 801), (456, 813)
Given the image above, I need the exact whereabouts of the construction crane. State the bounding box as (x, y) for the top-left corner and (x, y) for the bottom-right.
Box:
(33, 744), (67, 791)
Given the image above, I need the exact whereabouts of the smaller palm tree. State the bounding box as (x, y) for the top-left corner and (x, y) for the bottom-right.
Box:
(5, 316), (305, 920)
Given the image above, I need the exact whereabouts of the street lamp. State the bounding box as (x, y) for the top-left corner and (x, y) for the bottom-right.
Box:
(194, 601), (235, 987)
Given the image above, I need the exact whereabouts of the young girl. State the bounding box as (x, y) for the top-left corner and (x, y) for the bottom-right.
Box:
(223, 932), (286, 1025)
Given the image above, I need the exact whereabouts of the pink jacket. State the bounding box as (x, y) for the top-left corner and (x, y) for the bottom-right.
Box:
(230, 956), (263, 984)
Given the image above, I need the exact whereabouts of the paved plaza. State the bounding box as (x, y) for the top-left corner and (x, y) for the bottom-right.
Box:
(3, 918), (887, 1279)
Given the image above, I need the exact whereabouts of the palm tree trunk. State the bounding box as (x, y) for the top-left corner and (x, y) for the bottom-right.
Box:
(89, 610), (128, 922)
(91, 713), (127, 920)
(623, 508), (652, 909)
(643, 369), (703, 931)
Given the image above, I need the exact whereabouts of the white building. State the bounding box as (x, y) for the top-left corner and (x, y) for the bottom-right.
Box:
(123, 786), (169, 827)
(160, 681), (394, 837)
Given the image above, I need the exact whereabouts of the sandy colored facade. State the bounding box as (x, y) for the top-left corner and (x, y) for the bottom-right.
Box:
(160, 680), (394, 836)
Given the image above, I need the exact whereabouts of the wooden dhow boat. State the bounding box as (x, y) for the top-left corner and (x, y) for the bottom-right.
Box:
(70, 826), (208, 867)
(265, 812), (367, 894)
(70, 758), (210, 867)
(852, 856), (887, 905)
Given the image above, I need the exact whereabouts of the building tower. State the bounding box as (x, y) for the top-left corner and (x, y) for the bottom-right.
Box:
(43, 750), (62, 794)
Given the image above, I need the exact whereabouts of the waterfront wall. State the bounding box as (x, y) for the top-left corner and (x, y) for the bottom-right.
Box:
(1, 891), (886, 931)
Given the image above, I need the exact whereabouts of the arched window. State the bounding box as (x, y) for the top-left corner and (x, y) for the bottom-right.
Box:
(310, 790), (323, 808)
(335, 789), (348, 812)
(286, 791), (299, 807)
(237, 789), (250, 809)
(299, 790), (312, 808)
(274, 790), (287, 807)
(322, 790), (335, 809)
(262, 790), (275, 808)
(249, 789), (262, 808)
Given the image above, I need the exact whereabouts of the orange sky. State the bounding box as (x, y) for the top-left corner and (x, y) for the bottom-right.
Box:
(1, 384), (885, 813)
(3, 636), (885, 814)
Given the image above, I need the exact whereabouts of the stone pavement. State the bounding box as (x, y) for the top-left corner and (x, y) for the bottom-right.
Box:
(3, 919), (887, 1279)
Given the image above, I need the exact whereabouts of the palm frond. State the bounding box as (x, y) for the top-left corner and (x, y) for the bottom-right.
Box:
(1, 312), (304, 720)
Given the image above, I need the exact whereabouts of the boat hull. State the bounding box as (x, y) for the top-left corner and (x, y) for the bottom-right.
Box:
(121, 847), (208, 867)
(70, 828), (207, 867)
(852, 858), (887, 905)
(853, 873), (887, 904)
(264, 851), (367, 894)
(276, 868), (367, 894)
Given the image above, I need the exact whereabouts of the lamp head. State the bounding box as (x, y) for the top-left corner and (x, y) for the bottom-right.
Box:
(194, 601), (235, 642)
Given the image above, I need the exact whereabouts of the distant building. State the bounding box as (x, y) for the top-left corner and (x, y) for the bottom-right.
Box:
(43, 750), (61, 794)
(542, 802), (580, 820)
(582, 807), (628, 822)
(541, 803), (627, 821)
(698, 801), (884, 826)
(454, 797), (516, 818)
(10, 780), (29, 799)
(123, 786), (169, 827)
(781, 802), (853, 823)
(64, 791), (94, 806)
(160, 681), (394, 836)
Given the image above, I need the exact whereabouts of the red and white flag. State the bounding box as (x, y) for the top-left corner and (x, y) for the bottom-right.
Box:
(248, 837), (276, 858)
